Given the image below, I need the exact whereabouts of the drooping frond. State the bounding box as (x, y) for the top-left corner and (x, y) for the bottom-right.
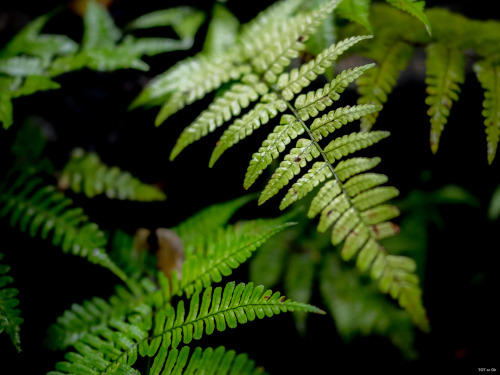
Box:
(473, 60), (500, 164)
(356, 41), (413, 131)
(0, 253), (23, 353)
(0, 171), (126, 281)
(49, 282), (323, 374)
(58, 149), (166, 201)
(148, 346), (267, 375)
(385, 0), (431, 34)
(425, 43), (465, 154)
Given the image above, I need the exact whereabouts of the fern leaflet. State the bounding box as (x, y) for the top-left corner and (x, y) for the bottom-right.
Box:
(385, 0), (431, 34)
(357, 41), (413, 131)
(148, 346), (267, 375)
(474, 60), (500, 164)
(425, 43), (465, 154)
(0, 253), (23, 353)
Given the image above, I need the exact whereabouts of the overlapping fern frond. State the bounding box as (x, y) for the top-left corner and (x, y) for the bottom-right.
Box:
(136, 0), (428, 329)
(0, 253), (23, 353)
(58, 149), (166, 201)
(341, 4), (500, 163)
(47, 199), (293, 350)
(0, 1), (200, 129)
(0, 171), (126, 281)
(49, 282), (322, 374)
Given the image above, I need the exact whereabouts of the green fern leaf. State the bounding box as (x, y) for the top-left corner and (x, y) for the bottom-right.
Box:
(385, 0), (431, 34)
(51, 282), (323, 373)
(284, 251), (316, 334)
(179, 220), (296, 298)
(0, 13), (78, 61)
(324, 131), (390, 163)
(343, 173), (389, 197)
(148, 346), (267, 375)
(58, 149), (166, 201)
(155, 58), (250, 125)
(278, 35), (373, 101)
(0, 94), (13, 129)
(280, 162), (332, 210)
(310, 104), (381, 141)
(0, 253), (23, 353)
(0, 56), (45, 76)
(357, 41), (413, 131)
(295, 64), (374, 121)
(336, 0), (373, 33)
(0, 172), (126, 281)
(203, 4), (240, 56)
(473, 60), (500, 164)
(209, 95), (287, 167)
(425, 43), (465, 153)
(126, 6), (205, 41)
(244, 115), (304, 189)
(238, 0), (303, 49)
(46, 278), (158, 350)
(174, 195), (256, 250)
(170, 77), (269, 161)
(81, 0), (121, 51)
(319, 253), (417, 358)
(250, 0), (341, 85)
(259, 138), (321, 205)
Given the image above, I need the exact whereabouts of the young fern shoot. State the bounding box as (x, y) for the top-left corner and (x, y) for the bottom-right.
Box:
(134, 0), (429, 330)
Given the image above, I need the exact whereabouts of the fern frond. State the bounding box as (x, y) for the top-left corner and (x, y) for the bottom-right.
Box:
(50, 282), (323, 374)
(170, 77), (269, 161)
(0, 253), (23, 353)
(295, 64), (375, 121)
(473, 60), (500, 164)
(209, 96), (288, 167)
(425, 43), (465, 153)
(259, 138), (321, 205)
(58, 149), (166, 201)
(277, 35), (373, 101)
(0, 172), (126, 281)
(203, 4), (240, 56)
(385, 0), (431, 34)
(148, 346), (267, 375)
(357, 41), (413, 131)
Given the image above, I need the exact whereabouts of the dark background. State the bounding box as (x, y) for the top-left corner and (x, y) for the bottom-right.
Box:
(0, 0), (499, 373)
